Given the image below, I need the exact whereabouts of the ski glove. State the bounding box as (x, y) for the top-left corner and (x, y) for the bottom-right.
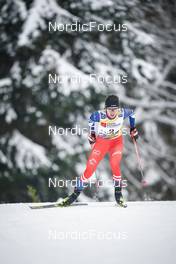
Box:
(130, 127), (139, 141)
(88, 132), (96, 145)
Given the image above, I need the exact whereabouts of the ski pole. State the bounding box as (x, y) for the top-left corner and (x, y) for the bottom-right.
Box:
(132, 138), (147, 187)
(94, 170), (99, 201)
(132, 138), (151, 201)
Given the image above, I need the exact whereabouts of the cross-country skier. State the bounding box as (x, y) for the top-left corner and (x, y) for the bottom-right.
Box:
(60, 95), (138, 207)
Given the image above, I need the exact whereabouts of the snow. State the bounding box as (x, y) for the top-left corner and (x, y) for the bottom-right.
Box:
(0, 201), (176, 264)
(0, 150), (8, 165)
(121, 95), (176, 109)
(5, 107), (17, 123)
(15, 0), (27, 20)
(144, 168), (161, 185)
(52, 133), (76, 158)
(0, 78), (12, 88)
(132, 58), (160, 83)
(18, 0), (77, 47)
(8, 130), (51, 171)
(82, 0), (114, 10)
(126, 22), (155, 45)
(40, 48), (92, 95)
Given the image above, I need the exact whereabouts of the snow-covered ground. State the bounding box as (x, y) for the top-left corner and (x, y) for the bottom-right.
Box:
(0, 201), (176, 264)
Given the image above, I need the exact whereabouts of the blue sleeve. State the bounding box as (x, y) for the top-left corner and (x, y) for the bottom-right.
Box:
(123, 108), (135, 128)
(89, 111), (100, 122)
(88, 111), (100, 133)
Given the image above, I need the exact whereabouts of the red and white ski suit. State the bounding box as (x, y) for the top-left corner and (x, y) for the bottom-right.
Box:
(80, 108), (135, 182)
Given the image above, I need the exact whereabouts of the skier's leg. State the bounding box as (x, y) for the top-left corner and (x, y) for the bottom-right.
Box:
(60, 137), (110, 206)
(80, 137), (110, 182)
(109, 136), (126, 207)
(109, 136), (123, 182)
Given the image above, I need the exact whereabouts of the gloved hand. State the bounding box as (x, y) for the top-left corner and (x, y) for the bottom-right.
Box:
(88, 132), (96, 145)
(130, 127), (139, 141)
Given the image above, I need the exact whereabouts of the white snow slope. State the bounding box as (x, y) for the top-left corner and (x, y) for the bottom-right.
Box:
(0, 201), (176, 264)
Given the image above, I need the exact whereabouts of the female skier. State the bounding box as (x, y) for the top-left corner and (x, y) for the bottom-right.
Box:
(60, 95), (138, 207)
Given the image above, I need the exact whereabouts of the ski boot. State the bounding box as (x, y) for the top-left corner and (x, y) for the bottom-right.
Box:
(59, 178), (84, 207)
(59, 189), (81, 207)
(115, 186), (127, 208)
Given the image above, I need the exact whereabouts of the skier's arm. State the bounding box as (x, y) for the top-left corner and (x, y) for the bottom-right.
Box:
(88, 111), (100, 144)
(123, 109), (138, 140)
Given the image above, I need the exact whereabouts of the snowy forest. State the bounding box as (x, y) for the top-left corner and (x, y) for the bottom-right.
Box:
(0, 0), (176, 203)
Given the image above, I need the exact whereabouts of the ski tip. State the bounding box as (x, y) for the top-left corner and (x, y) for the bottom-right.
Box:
(29, 206), (40, 209)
